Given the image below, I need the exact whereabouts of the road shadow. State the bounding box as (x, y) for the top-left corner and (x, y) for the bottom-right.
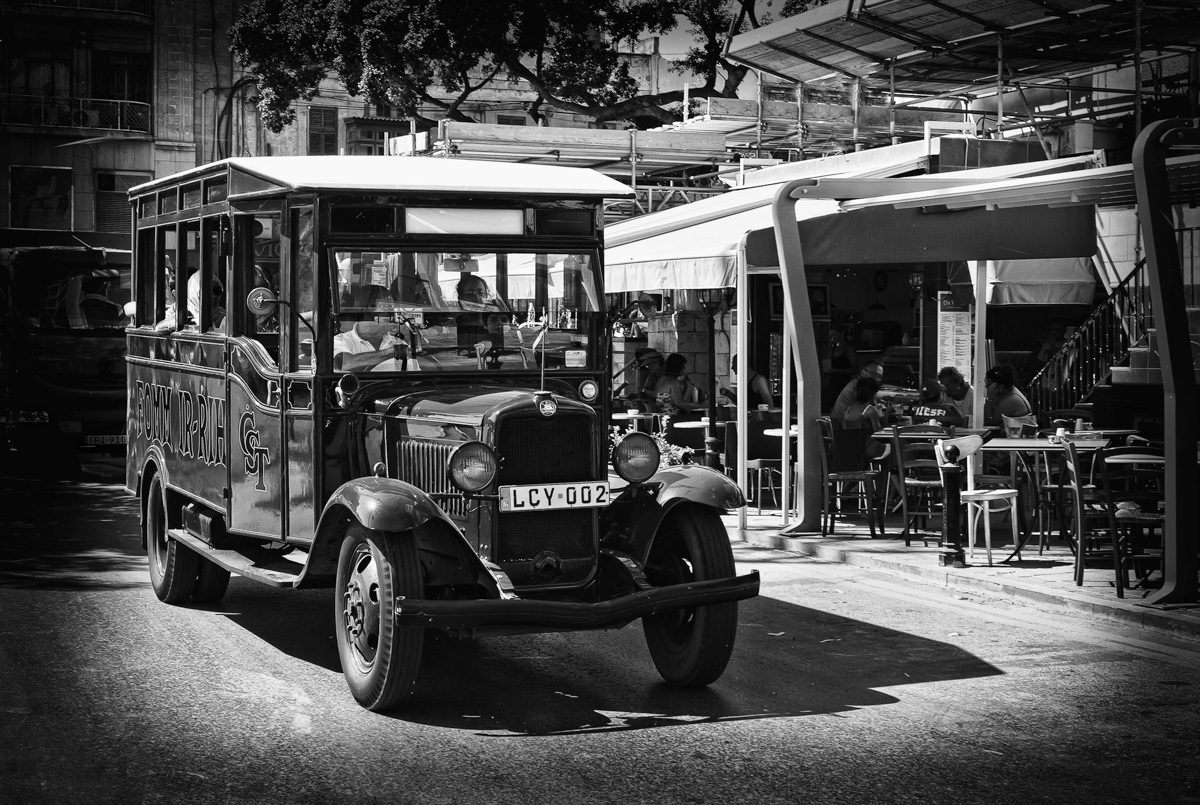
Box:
(396, 593), (1000, 735)
(0, 473), (146, 590)
(220, 586), (1002, 734)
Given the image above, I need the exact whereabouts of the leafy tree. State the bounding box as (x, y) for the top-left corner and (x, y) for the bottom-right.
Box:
(230, 0), (830, 133)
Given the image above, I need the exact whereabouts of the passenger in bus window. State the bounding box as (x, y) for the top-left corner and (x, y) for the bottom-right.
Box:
(153, 256), (178, 333)
(185, 270), (225, 331)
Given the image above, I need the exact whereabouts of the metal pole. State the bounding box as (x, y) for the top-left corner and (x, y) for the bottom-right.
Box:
(706, 308), (720, 469)
(940, 461), (966, 567)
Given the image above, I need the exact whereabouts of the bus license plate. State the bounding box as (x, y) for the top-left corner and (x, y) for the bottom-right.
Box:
(499, 482), (609, 512)
(85, 434), (127, 445)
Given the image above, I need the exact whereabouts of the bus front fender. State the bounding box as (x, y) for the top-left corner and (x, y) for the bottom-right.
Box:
(601, 464), (746, 567)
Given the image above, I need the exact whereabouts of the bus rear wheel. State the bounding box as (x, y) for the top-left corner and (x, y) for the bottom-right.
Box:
(641, 507), (739, 687)
(145, 474), (198, 604)
(334, 525), (425, 711)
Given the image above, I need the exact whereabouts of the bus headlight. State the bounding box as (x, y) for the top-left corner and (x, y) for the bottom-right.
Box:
(578, 379), (599, 401)
(448, 442), (498, 493)
(612, 432), (659, 484)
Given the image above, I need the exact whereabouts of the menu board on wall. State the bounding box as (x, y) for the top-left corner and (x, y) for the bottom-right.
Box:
(937, 292), (973, 375)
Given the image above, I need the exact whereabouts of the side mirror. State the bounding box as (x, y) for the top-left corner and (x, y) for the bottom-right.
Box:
(246, 286), (278, 316)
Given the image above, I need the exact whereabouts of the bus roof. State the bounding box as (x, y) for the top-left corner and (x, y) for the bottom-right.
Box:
(129, 156), (636, 200)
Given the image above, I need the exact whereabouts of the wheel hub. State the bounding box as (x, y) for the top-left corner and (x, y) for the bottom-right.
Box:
(342, 547), (381, 664)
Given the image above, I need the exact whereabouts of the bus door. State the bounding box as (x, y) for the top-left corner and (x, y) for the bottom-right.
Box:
(226, 211), (285, 541)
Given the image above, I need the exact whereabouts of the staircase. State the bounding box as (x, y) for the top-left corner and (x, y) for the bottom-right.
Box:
(1030, 254), (1200, 439)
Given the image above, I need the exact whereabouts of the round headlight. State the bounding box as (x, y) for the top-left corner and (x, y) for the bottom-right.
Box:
(578, 379), (599, 402)
(448, 442), (498, 493)
(612, 432), (660, 484)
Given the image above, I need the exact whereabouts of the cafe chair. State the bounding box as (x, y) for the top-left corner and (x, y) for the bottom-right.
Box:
(1062, 441), (1124, 590)
(816, 417), (884, 538)
(722, 418), (783, 514)
(934, 436), (1020, 567)
(890, 425), (949, 547)
(1097, 445), (1166, 598)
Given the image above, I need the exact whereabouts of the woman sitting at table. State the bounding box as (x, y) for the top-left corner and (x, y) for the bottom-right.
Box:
(841, 377), (888, 460)
(654, 352), (708, 419)
(983, 365), (1032, 428)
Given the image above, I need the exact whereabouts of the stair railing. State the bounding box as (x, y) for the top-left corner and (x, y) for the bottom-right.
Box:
(1030, 258), (1154, 414)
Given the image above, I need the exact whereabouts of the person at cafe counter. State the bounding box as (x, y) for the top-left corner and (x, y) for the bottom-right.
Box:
(983, 364), (1033, 427)
(937, 366), (975, 425)
(721, 355), (773, 408)
(831, 360), (885, 422)
(912, 379), (965, 426)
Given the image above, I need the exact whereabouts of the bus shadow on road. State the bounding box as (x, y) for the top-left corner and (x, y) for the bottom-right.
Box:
(389, 594), (1003, 736)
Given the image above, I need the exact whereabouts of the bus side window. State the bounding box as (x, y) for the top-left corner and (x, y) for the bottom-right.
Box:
(236, 213), (281, 364)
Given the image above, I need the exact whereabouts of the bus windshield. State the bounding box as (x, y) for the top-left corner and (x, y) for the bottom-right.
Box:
(330, 249), (602, 374)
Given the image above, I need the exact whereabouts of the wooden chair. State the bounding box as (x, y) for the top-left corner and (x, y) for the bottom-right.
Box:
(934, 437), (1020, 567)
(1098, 446), (1165, 598)
(889, 425), (949, 546)
(1062, 441), (1121, 589)
(816, 417), (884, 538)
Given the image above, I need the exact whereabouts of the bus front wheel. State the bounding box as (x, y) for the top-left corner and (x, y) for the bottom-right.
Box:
(334, 525), (425, 711)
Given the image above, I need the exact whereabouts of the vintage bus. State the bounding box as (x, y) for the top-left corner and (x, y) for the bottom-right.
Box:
(125, 156), (758, 710)
(1, 244), (131, 472)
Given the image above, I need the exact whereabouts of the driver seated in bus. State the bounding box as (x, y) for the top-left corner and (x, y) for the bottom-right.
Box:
(334, 320), (419, 372)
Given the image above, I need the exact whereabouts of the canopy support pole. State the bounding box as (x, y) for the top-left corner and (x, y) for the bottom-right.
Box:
(772, 180), (822, 532)
(737, 238), (749, 536)
(972, 261), (989, 428)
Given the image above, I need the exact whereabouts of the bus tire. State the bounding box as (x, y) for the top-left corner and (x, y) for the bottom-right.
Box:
(334, 525), (424, 711)
(641, 506), (739, 687)
(145, 474), (198, 604)
(192, 558), (231, 603)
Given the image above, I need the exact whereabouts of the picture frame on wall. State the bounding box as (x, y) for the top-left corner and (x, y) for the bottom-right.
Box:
(768, 281), (784, 320)
(769, 282), (831, 320)
(808, 284), (829, 319)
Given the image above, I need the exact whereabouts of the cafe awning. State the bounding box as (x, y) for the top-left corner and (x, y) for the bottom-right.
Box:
(605, 149), (1102, 292)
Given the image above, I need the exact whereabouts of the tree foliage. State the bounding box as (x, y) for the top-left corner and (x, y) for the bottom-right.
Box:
(230, 0), (830, 133)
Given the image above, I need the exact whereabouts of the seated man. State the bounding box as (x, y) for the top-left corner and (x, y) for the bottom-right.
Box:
(334, 321), (417, 372)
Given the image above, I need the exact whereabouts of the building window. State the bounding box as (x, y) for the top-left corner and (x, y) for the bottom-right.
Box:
(497, 115), (526, 126)
(309, 107), (339, 155)
(373, 104), (393, 118)
(94, 52), (151, 103)
(10, 166), (73, 230)
(97, 172), (150, 233)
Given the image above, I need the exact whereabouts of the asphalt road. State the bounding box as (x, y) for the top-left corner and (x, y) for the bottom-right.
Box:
(1, 463), (1198, 805)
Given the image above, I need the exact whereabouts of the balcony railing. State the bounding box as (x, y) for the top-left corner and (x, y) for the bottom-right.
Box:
(0, 94), (151, 133)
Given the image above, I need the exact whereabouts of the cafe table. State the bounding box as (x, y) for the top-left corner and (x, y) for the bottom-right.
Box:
(977, 435), (1109, 562)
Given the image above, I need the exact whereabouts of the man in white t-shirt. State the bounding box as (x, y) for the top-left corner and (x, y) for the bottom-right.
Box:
(937, 366), (975, 426)
(334, 321), (418, 372)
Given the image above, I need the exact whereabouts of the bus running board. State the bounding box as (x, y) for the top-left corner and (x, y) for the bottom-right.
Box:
(168, 528), (304, 588)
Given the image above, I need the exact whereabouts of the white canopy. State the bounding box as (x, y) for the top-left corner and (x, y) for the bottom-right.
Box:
(605, 196), (838, 291)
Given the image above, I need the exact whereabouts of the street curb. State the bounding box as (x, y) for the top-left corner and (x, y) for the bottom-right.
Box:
(735, 530), (1200, 641)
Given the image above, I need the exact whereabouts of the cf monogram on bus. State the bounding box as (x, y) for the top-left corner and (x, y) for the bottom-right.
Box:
(239, 411), (271, 491)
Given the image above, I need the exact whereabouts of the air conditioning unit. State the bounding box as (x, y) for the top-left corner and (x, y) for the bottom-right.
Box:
(70, 109), (101, 128)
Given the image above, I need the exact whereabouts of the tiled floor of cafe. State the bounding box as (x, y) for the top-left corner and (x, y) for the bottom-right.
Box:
(724, 501), (1200, 640)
